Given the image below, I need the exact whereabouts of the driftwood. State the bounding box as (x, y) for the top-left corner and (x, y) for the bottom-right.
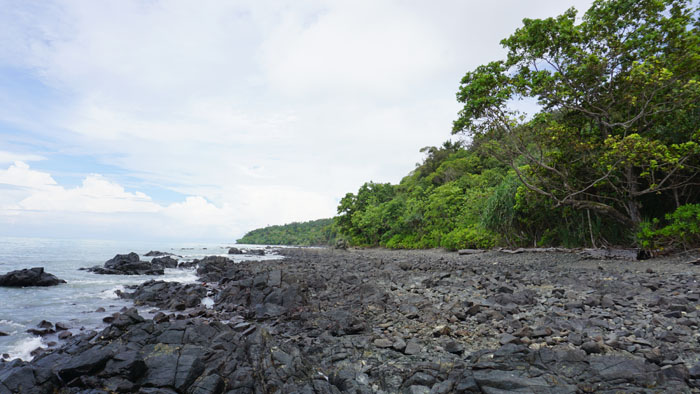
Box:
(457, 249), (487, 255)
(491, 247), (645, 261)
(498, 247), (571, 254)
(578, 248), (644, 261)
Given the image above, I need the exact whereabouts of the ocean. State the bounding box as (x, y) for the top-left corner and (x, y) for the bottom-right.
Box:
(0, 237), (278, 361)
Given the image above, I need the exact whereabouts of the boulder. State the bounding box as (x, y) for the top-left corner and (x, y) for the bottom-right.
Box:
(144, 251), (174, 257)
(151, 256), (179, 269)
(0, 267), (66, 287)
(228, 247), (243, 255)
(87, 252), (164, 275)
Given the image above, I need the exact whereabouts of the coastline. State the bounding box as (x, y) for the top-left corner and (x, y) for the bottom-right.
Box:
(1, 247), (699, 392)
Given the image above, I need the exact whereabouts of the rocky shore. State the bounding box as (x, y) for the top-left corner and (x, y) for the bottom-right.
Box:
(1, 247), (699, 393)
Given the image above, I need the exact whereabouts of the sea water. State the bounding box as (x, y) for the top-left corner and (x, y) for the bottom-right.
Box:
(0, 237), (279, 361)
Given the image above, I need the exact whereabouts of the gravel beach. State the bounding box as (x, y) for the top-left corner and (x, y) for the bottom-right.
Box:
(2, 247), (699, 393)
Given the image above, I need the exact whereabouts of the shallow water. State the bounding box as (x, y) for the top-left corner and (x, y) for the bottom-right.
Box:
(0, 237), (278, 360)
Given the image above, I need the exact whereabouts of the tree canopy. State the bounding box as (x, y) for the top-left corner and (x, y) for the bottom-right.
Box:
(453, 0), (700, 228)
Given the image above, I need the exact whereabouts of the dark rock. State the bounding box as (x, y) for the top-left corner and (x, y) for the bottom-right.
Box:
(689, 363), (700, 379)
(499, 333), (519, 345)
(404, 385), (430, 394)
(404, 341), (421, 355)
(37, 320), (53, 329)
(532, 326), (553, 338)
(152, 256), (179, 269)
(0, 364), (37, 393)
(55, 322), (69, 331)
(0, 267), (66, 287)
(228, 247), (243, 254)
(188, 373), (225, 394)
(145, 250), (175, 257)
(56, 346), (114, 381)
(88, 252), (164, 275)
(472, 369), (550, 392)
(581, 341), (604, 354)
(374, 338), (393, 348)
(444, 340), (464, 354)
(58, 331), (72, 340)
(392, 338), (407, 352)
(101, 351), (145, 381)
(406, 372), (435, 387)
(26, 328), (53, 336)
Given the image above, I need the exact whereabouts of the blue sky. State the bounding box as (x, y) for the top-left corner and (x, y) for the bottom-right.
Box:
(0, 0), (593, 241)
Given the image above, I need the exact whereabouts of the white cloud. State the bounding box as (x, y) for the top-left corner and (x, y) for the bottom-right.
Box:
(0, 161), (240, 240)
(0, 0), (595, 240)
(0, 161), (56, 190)
(0, 151), (46, 164)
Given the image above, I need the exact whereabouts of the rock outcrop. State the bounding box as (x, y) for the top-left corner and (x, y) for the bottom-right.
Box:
(0, 267), (66, 287)
(86, 252), (164, 275)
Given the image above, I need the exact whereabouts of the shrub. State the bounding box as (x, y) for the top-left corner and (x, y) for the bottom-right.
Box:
(440, 226), (496, 250)
(637, 204), (700, 250)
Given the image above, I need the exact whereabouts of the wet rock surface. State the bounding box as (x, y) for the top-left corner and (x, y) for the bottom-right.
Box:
(2, 248), (699, 393)
(0, 267), (66, 287)
(86, 252), (170, 275)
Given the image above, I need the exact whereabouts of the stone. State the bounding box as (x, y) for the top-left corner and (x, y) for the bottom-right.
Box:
(145, 250), (174, 256)
(473, 370), (550, 392)
(404, 341), (421, 355)
(58, 331), (72, 340)
(152, 256), (179, 269)
(581, 341), (603, 354)
(56, 346), (114, 381)
(88, 252), (164, 275)
(404, 385), (430, 394)
(373, 338), (393, 348)
(499, 333), (519, 345)
(432, 325), (450, 336)
(189, 374), (225, 394)
(392, 338), (407, 352)
(444, 340), (464, 355)
(0, 267), (66, 287)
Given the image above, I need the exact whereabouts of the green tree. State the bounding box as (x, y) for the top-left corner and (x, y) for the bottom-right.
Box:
(453, 0), (700, 228)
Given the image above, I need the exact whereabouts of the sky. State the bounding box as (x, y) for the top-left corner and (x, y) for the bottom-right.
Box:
(0, 0), (593, 242)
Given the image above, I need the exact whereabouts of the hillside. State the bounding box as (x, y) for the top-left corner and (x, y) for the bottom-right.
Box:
(237, 218), (337, 246)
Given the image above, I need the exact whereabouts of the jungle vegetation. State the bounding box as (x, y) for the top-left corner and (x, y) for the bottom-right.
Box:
(336, 0), (700, 251)
(241, 0), (700, 251)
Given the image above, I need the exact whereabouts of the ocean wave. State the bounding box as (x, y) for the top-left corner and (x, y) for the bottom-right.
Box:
(99, 285), (125, 299)
(162, 268), (198, 283)
(7, 336), (44, 361)
(0, 319), (24, 329)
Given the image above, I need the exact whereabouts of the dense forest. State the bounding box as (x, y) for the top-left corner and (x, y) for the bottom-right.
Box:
(236, 218), (337, 246)
(243, 0), (700, 251)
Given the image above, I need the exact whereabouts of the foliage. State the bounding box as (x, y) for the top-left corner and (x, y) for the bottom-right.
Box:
(453, 0), (700, 229)
(637, 204), (700, 250)
(333, 0), (699, 250)
(335, 143), (506, 249)
(441, 226), (496, 250)
(237, 218), (338, 246)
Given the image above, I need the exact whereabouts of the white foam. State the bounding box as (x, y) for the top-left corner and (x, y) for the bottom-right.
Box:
(98, 285), (124, 299)
(201, 297), (214, 308)
(0, 319), (24, 329)
(162, 268), (198, 284)
(7, 336), (44, 361)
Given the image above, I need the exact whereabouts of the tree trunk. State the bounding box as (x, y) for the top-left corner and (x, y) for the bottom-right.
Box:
(625, 165), (642, 226)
